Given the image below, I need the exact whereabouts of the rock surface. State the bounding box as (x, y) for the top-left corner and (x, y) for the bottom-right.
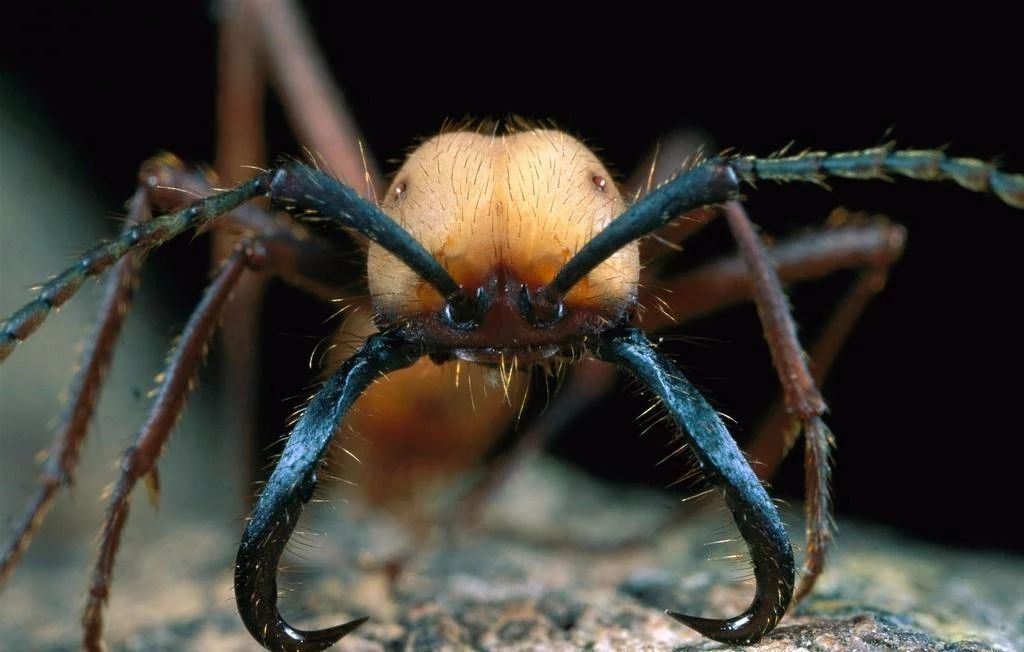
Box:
(3, 458), (1021, 651)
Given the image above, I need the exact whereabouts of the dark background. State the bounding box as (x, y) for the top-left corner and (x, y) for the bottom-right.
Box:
(2, 4), (1021, 552)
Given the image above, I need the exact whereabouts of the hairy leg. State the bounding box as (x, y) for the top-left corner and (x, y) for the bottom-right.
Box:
(0, 183), (151, 587)
(743, 218), (906, 479)
(720, 201), (895, 601)
(215, 0), (382, 499)
(215, 0), (272, 493)
(246, 0), (381, 197)
(0, 155), (350, 588)
(80, 243), (265, 650)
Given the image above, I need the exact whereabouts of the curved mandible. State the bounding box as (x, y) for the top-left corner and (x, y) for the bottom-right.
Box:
(234, 332), (421, 652)
(594, 327), (795, 645)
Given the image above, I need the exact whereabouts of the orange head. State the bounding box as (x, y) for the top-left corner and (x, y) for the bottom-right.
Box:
(367, 128), (640, 363)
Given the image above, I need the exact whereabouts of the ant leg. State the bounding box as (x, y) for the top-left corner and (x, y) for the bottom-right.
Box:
(643, 214), (906, 330)
(81, 242), (265, 651)
(216, 0), (267, 182)
(0, 184), (151, 587)
(243, 0), (381, 197)
(215, 0), (271, 490)
(0, 154), (353, 587)
(740, 222), (905, 600)
(719, 200), (843, 603)
(743, 221), (906, 481)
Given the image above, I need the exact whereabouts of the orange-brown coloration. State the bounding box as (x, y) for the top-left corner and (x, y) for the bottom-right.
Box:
(333, 129), (635, 512)
(328, 310), (525, 516)
(367, 129), (640, 355)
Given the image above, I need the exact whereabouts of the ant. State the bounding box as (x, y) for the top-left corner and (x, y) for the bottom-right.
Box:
(1, 3), (1021, 650)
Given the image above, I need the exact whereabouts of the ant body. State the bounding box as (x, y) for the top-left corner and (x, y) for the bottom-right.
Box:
(2, 3), (1021, 650)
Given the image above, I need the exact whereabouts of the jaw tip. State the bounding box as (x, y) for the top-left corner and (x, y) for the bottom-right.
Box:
(269, 615), (370, 651)
(339, 616), (371, 635)
(666, 609), (766, 645)
(311, 616), (370, 646)
(665, 608), (702, 630)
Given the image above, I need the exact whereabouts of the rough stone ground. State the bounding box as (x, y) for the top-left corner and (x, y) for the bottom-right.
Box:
(3, 458), (1021, 651)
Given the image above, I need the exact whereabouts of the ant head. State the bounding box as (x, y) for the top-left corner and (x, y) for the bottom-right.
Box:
(367, 129), (640, 362)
